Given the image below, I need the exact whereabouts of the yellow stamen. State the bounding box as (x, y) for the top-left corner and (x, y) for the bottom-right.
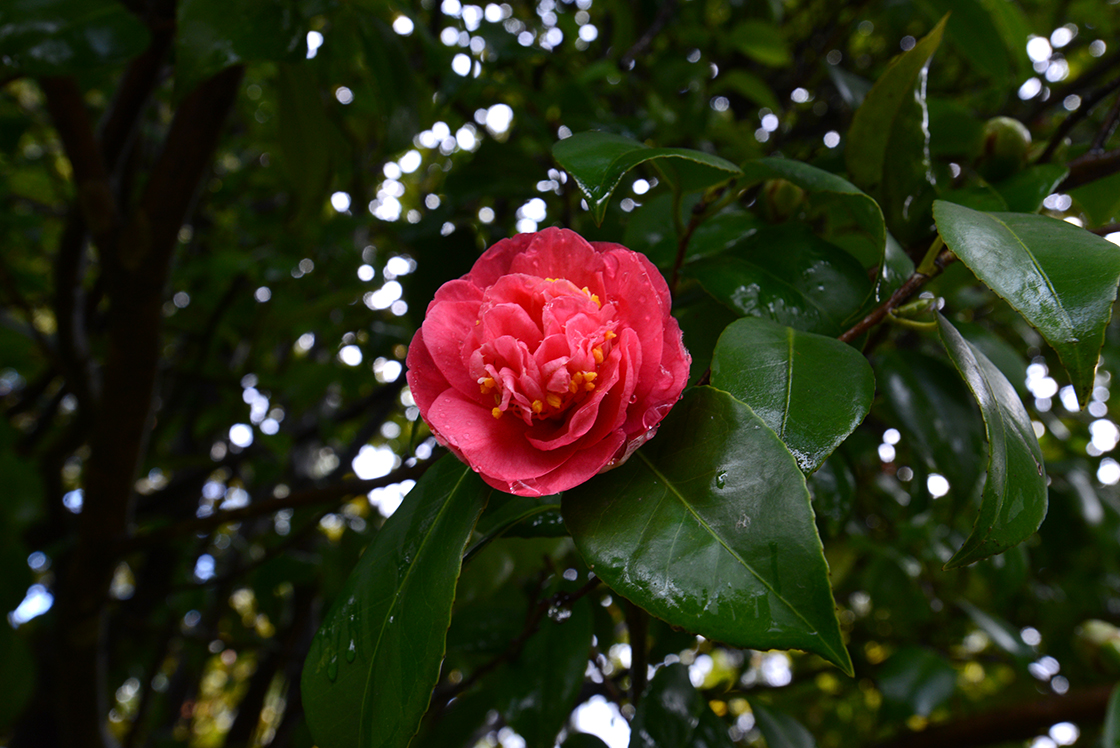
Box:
(475, 319), (480, 325)
(572, 372), (584, 385)
(591, 294), (600, 307)
(492, 407), (503, 419)
(546, 393), (562, 409)
(592, 346), (604, 364)
(479, 376), (496, 394)
(583, 371), (597, 382)
(568, 379), (579, 394)
(585, 382), (596, 391)
(604, 330), (616, 340)
(531, 400), (543, 414)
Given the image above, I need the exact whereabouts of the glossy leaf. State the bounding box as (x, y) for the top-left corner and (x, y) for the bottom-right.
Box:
(0, 0), (149, 74)
(749, 701), (817, 748)
(301, 455), (491, 748)
(564, 387), (852, 675)
(176, 0), (304, 96)
(846, 16), (946, 243)
(878, 646), (957, 718)
(710, 317), (875, 473)
(499, 599), (594, 748)
(623, 193), (761, 270)
(629, 663), (736, 748)
(875, 350), (986, 501)
(552, 131), (742, 225)
(937, 315), (1047, 568)
(933, 200), (1120, 405)
(473, 494), (565, 545)
(741, 158), (886, 270)
(686, 223), (871, 336)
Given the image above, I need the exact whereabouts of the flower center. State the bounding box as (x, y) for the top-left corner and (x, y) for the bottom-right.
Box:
(467, 276), (617, 425)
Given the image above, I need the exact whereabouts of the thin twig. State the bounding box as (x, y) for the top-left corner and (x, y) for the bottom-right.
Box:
(1092, 92), (1120, 152)
(618, 0), (677, 71)
(1060, 146), (1120, 191)
(837, 248), (956, 344)
(1039, 74), (1120, 163)
(669, 185), (729, 296)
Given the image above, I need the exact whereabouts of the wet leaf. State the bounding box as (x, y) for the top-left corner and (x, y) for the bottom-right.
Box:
(937, 315), (1047, 568)
(711, 317), (874, 473)
(301, 455), (491, 748)
(686, 223), (871, 336)
(564, 387), (852, 674)
(934, 200), (1120, 405)
(553, 131), (742, 225)
(846, 16), (947, 243)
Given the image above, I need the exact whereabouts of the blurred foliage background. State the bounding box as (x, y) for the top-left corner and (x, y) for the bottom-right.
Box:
(3, 0), (1120, 746)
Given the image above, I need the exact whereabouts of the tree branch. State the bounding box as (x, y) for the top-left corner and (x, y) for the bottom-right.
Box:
(1039, 74), (1120, 164)
(874, 684), (1113, 748)
(123, 462), (430, 551)
(1060, 147), (1120, 191)
(838, 248), (956, 344)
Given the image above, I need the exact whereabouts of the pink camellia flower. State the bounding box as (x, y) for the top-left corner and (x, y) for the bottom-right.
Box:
(406, 227), (691, 496)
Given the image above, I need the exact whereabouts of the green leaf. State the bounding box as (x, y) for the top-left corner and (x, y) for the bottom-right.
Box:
(920, 0), (1011, 82)
(0, 0), (150, 75)
(499, 599), (594, 748)
(301, 455), (491, 748)
(552, 131), (742, 225)
(712, 70), (781, 112)
(846, 16), (947, 243)
(674, 295), (740, 387)
(623, 194), (762, 270)
(686, 223), (871, 336)
(957, 600), (1033, 659)
(877, 646), (957, 718)
(563, 387), (852, 675)
(277, 63), (333, 217)
(731, 20), (792, 67)
(874, 349), (987, 502)
(937, 314), (1047, 568)
(1104, 684), (1120, 748)
(993, 164), (1069, 214)
(1071, 171), (1120, 226)
(710, 317), (875, 473)
(176, 0), (304, 96)
(749, 701), (817, 748)
(933, 200), (1120, 406)
(629, 663), (736, 748)
(740, 157), (887, 271)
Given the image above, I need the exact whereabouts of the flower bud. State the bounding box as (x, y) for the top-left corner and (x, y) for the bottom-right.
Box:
(978, 116), (1032, 182)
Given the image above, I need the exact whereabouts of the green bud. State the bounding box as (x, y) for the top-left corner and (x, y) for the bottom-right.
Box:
(978, 116), (1032, 182)
(761, 178), (805, 223)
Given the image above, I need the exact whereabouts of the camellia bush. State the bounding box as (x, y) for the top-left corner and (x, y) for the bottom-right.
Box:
(4, 1), (1120, 748)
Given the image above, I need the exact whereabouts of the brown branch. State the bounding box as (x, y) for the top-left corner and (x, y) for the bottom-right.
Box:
(55, 65), (246, 748)
(1092, 92), (1120, 152)
(838, 249), (956, 344)
(1060, 147), (1120, 191)
(874, 684), (1114, 748)
(1091, 223), (1120, 236)
(123, 462), (430, 551)
(1039, 74), (1120, 164)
